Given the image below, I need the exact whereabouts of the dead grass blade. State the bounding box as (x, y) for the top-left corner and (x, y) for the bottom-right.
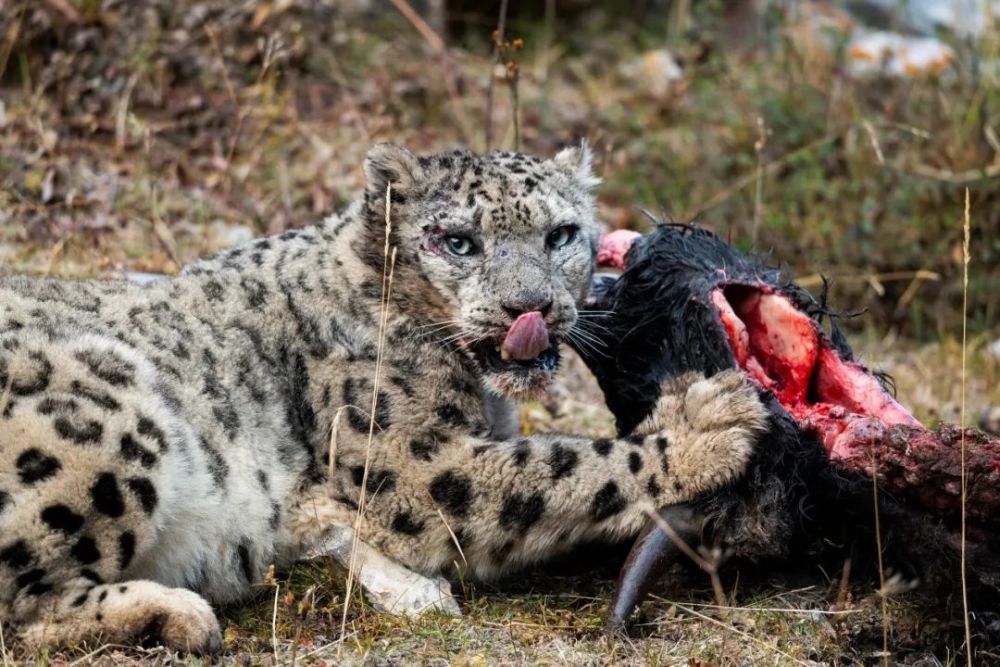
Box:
(870, 435), (890, 667)
(0, 618), (10, 667)
(437, 508), (468, 568)
(327, 406), (346, 482)
(152, 188), (182, 271)
(272, 581), (282, 661)
(114, 73), (138, 154)
(961, 187), (973, 667)
(43, 236), (66, 277)
(648, 596), (863, 616)
(338, 184), (397, 658)
(67, 643), (127, 666)
(889, 161), (1000, 185)
(863, 119), (886, 165)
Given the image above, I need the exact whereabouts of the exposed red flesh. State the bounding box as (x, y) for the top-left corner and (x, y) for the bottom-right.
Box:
(711, 285), (921, 453)
(719, 287), (820, 406)
(598, 231), (1000, 632)
(813, 347), (920, 430)
(502, 311), (550, 361)
(596, 231), (923, 442)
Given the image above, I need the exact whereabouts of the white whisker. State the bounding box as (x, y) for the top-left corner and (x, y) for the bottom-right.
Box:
(568, 324), (607, 347)
(416, 319), (464, 330)
(566, 336), (604, 360)
(564, 328), (608, 359)
(574, 318), (612, 335)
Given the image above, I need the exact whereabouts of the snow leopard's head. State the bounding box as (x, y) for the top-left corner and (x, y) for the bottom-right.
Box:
(358, 143), (601, 401)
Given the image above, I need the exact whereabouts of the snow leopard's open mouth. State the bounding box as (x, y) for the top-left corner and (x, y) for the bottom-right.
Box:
(466, 309), (564, 396)
(471, 339), (562, 374)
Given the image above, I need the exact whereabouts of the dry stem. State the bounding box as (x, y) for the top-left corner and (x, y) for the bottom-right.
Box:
(338, 184), (397, 656)
(484, 0), (510, 151)
(960, 187), (973, 666)
(870, 438), (889, 667)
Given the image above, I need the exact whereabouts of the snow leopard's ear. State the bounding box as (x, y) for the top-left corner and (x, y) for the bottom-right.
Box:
(364, 144), (424, 201)
(552, 139), (601, 190)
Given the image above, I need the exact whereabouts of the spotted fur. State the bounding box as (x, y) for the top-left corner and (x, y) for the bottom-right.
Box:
(0, 144), (767, 654)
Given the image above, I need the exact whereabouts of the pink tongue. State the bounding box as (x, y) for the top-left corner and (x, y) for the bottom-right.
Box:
(502, 311), (550, 361)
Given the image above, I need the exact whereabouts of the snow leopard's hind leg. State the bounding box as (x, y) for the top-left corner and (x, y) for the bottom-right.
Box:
(0, 334), (222, 655)
(17, 581), (222, 655)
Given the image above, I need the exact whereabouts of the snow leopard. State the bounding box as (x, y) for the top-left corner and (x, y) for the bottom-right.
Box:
(0, 143), (767, 653)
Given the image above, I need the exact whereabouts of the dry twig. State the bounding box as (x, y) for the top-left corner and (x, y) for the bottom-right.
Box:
(484, 0), (510, 151)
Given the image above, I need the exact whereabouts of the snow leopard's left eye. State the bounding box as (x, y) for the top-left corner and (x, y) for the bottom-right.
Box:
(546, 225), (578, 250)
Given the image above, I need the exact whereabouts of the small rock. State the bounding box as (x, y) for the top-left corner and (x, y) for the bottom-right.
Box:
(847, 31), (954, 78)
(808, 610), (838, 638)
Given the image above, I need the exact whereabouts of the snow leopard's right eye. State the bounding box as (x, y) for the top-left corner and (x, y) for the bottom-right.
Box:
(445, 235), (477, 256)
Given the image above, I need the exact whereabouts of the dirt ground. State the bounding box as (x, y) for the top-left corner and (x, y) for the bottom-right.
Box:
(2, 1), (999, 664)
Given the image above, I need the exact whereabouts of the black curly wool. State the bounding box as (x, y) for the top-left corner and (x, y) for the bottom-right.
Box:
(574, 224), (963, 574)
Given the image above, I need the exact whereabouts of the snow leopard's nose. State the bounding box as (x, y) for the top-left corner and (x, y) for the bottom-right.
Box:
(501, 297), (553, 320)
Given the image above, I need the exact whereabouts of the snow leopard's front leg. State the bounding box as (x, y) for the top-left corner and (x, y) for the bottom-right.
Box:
(415, 369), (768, 578)
(294, 369), (767, 600)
